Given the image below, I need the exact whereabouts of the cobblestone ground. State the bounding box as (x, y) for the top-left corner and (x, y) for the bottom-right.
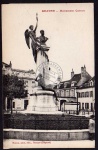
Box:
(3, 139), (95, 149)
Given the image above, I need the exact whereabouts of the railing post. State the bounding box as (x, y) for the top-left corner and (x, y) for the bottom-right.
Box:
(22, 119), (25, 129)
(76, 92), (79, 115)
(47, 119), (48, 130)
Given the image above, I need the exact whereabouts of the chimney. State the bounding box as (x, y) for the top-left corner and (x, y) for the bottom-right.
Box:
(83, 65), (86, 76)
(84, 64), (86, 71)
(81, 66), (86, 78)
(71, 69), (74, 78)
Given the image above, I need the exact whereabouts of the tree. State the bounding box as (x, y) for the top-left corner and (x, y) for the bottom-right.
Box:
(3, 74), (27, 114)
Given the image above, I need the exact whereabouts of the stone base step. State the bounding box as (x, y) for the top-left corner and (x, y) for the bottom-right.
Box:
(4, 129), (89, 141)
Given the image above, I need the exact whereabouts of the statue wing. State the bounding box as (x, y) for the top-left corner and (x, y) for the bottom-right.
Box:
(24, 30), (30, 49)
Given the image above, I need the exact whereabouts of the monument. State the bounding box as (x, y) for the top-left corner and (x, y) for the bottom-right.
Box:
(24, 14), (60, 112)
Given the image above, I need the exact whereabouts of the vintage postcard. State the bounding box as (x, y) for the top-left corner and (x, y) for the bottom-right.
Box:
(2, 3), (95, 149)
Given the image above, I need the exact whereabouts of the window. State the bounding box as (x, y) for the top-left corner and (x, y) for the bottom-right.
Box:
(91, 103), (93, 111)
(81, 92), (84, 97)
(87, 103), (89, 109)
(61, 90), (64, 97)
(66, 90), (69, 97)
(85, 103), (89, 109)
(24, 81), (28, 86)
(79, 93), (81, 97)
(24, 81), (28, 84)
(79, 92), (83, 98)
(13, 102), (15, 108)
(64, 90), (66, 97)
(70, 89), (74, 97)
(88, 83), (90, 87)
(85, 92), (89, 97)
(56, 92), (59, 97)
(85, 103), (87, 109)
(90, 91), (93, 97)
(84, 92), (86, 97)
(78, 92), (80, 98)
(64, 82), (67, 88)
(24, 100), (28, 109)
(90, 82), (93, 86)
(57, 84), (60, 89)
(82, 103), (84, 110)
(71, 82), (74, 87)
(79, 103), (81, 110)
(25, 90), (28, 96)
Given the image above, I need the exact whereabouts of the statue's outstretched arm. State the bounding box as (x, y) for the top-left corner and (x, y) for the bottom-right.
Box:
(34, 13), (38, 32)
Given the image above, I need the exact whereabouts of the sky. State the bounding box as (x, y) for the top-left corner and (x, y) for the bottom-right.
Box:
(2, 3), (94, 81)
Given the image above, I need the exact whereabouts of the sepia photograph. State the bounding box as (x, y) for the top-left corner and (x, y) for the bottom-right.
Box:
(2, 3), (95, 148)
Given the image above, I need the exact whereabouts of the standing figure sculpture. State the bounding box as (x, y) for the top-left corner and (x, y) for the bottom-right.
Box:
(24, 13), (38, 62)
(24, 13), (49, 63)
(36, 30), (48, 45)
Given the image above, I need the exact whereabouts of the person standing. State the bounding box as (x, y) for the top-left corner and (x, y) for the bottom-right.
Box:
(89, 115), (95, 140)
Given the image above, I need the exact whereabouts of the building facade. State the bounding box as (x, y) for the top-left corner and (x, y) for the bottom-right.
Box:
(54, 65), (92, 112)
(2, 61), (36, 110)
(76, 77), (95, 112)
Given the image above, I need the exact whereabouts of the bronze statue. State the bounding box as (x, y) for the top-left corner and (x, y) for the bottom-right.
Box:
(24, 13), (49, 63)
(36, 30), (48, 45)
(24, 13), (38, 62)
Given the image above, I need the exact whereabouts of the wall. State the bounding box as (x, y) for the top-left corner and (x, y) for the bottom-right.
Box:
(4, 129), (89, 141)
(61, 102), (79, 112)
(12, 99), (25, 110)
(77, 87), (95, 111)
(55, 87), (76, 98)
(24, 79), (36, 94)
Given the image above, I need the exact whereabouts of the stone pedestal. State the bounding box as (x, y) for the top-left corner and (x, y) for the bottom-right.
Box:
(26, 48), (58, 113)
(27, 87), (58, 112)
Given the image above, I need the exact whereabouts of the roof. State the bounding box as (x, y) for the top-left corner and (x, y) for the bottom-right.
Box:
(54, 85), (58, 89)
(54, 74), (81, 89)
(54, 72), (92, 90)
(2, 62), (10, 68)
(71, 74), (81, 82)
(2, 62), (35, 74)
(60, 80), (70, 83)
(77, 76), (95, 89)
(77, 86), (94, 89)
(61, 74), (81, 84)
(59, 83), (64, 89)
(12, 69), (35, 74)
(82, 78), (90, 84)
(90, 76), (95, 82)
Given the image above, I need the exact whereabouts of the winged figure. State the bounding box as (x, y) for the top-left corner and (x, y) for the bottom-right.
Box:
(24, 13), (38, 62)
(24, 29), (30, 49)
(24, 13), (50, 63)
